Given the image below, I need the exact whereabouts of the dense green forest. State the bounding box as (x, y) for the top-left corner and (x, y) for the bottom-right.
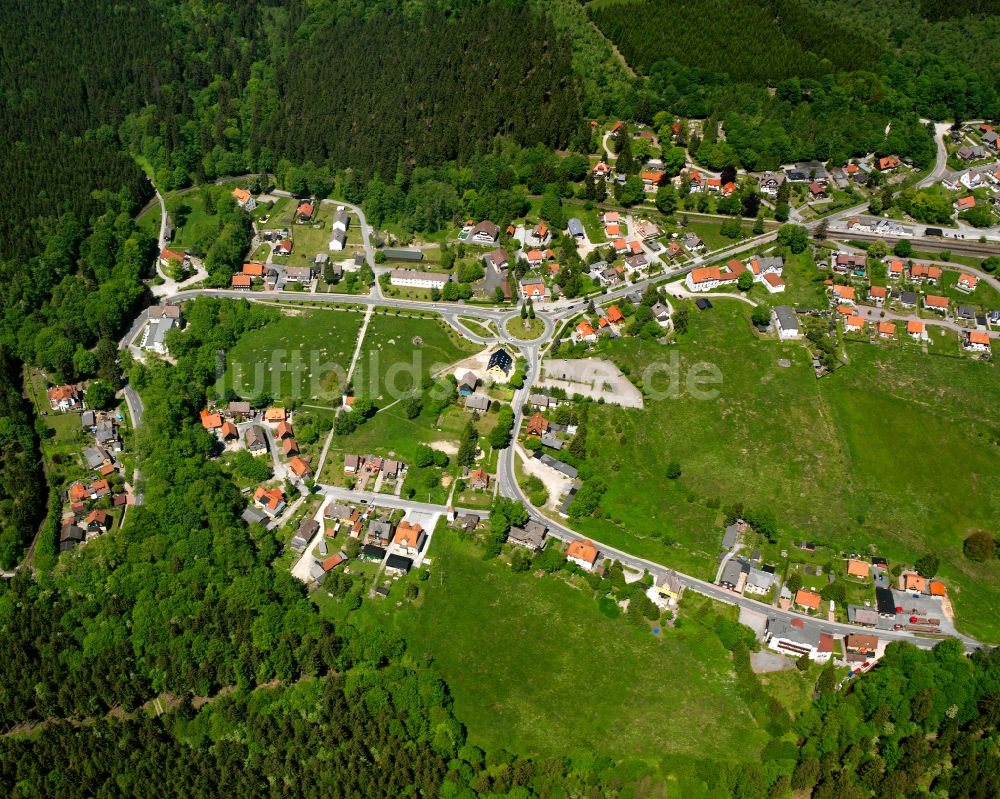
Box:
(263, 4), (581, 177)
(588, 0), (882, 83)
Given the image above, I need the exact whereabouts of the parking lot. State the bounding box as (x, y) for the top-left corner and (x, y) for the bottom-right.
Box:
(538, 358), (644, 408)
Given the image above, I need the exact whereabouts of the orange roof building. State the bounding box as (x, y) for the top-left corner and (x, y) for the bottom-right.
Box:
(832, 284), (856, 302)
(264, 407), (287, 423)
(289, 456), (312, 479)
(566, 539), (599, 569)
(576, 321), (596, 339)
(606, 305), (624, 323)
(200, 410), (222, 430)
(907, 319), (925, 336)
(322, 554), (345, 572)
(393, 521), (425, 551)
(220, 421), (238, 440)
(846, 559), (870, 578)
(243, 262), (264, 276)
(526, 412), (549, 436)
(231, 274), (252, 289)
(795, 589), (822, 610)
(878, 321), (896, 337)
(924, 294), (948, 309)
(903, 572), (927, 593)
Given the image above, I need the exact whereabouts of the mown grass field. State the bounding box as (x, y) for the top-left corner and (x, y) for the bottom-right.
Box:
(575, 302), (1000, 639)
(390, 537), (775, 784)
(351, 313), (478, 401)
(221, 308), (363, 403)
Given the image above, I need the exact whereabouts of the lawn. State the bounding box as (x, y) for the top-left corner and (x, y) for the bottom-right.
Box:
(457, 316), (496, 338)
(572, 302), (1000, 640)
(505, 315), (545, 340)
(350, 313), (478, 402)
(684, 219), (735, 252)
(161, 186), (233, 253)
(221, 308), (364, 403)
(935, 269), (1000, 309)
(387, 536), (777, 787)
(747, 248), (828, 309)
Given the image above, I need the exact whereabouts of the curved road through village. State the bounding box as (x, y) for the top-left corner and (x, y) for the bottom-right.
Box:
(123, 130), (992, 653)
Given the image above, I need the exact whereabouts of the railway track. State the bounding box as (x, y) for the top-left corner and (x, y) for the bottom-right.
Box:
(827, 228), (1000, 259)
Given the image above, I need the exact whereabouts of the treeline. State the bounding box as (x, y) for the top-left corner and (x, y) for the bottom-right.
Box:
(589, 0), (882, 83)
(785, 641), (1000, 799)
(263, 4), (580, 180)
(0, 349), (45, 568)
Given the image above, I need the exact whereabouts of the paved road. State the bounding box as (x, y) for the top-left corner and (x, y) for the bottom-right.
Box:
(318, 485), (489, 518)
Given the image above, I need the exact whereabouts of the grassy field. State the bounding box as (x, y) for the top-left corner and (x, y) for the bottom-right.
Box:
(935, 269), (1000, 309)
(160, 187), (233, 253)
(389, 537), (774, 781)
(505, 315), (545, 340)
(573, 302), (1000, 639)
(221, 308), (364, 403)
(351, 313), (478, 401)
(747, 248), (828, 309)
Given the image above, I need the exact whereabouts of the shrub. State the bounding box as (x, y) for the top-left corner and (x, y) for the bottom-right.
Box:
(963, 530), (996, 562)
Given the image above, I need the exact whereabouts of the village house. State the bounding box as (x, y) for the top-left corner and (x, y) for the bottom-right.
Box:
(227, 401), (251, 419)
(766, 617), (834, 662)
(253, 486), (286, 517)
(470, 220), (500, 245)
(887, 259), (904, 280)
(526, 411), (549, 436)
(744, 567), (775, 596)
(47, 385), (80, 411)
(964, 330), (991, 352)
(290, 518), (319, 552)
(520, 278), (546, 300)
(574, 320), (597, 343)
(956, 273), (979, 293)
(844, 315), (865, 333)
(528, 222), (551, 246)
(486, 348), (513, 380)
(295, 200), (314, 222)
(244, 425), (268, 455)
(845, 633), (878, 663)
(878, 321), (896, 338)
(654, 570), (683, 603)
(772, 306), (799, 340)
(868, 285), (887, 306)
(484, 248), (510, 270)
(830, 284), (856, 305)
(794, 589), (822, 613)
(231, 274), (252, 290)
(907, 319), (928, 341)
(458, 372), (478, 396)
(158, 247), (189, 272)
(288, 456), (312, 480)
(910, 264), (941, 284)
(467, 467), (490, 490)
(834, 253), (867, 275)
(392, 520), (426, 556)
(757, 172), (784, 197)
(923, 294), (949, 313)
(718, 559), (745, 591)
(508, 520), (547, 551)
(232, 187), (255, 210)
(565, 539), (599, 571)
